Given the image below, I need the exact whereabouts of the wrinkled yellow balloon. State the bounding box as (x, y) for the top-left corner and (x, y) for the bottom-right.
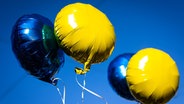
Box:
(54, 3), (115, 74)
(126, 48), (180, 104)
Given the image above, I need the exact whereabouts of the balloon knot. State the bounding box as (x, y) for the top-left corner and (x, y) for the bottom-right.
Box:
(51, 78), (59, 86)
(75, 67), (87, 75)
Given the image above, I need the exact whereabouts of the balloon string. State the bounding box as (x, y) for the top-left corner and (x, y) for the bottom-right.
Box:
(53, 78), (66, 104)
(81, 74), (86, 103)
(75, 74), (108, 104)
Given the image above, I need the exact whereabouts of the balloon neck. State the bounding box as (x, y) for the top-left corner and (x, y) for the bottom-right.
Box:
(75, 61), (91, 75)
(51, 78), (58, 86)
(75, 67), (89, 75)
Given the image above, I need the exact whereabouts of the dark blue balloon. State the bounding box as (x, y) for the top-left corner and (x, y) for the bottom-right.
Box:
(108, 53), (135, 100)
(11, 14), (64, 85)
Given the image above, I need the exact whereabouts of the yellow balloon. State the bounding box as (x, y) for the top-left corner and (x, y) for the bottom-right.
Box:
(54, 3), (115, 74)
(126, 48), (180, 104)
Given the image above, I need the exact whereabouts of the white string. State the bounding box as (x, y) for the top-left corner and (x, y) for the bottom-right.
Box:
(75, 74), (108, 104)
(81, 74), (86, 103)
(52, 78), (66, 104)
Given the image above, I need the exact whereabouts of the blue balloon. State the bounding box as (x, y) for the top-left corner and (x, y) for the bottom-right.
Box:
(11, 14), (64, 85)
(108, 53), (135, 100)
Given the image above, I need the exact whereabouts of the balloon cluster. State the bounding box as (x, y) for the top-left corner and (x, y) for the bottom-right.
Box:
(108, 48), (180, 104)
(11, 2), (180, 104)
(11, 2), (115, 83)
(11, 2), (115, 104)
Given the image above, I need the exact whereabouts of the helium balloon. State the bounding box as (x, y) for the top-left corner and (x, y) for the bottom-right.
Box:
(108, 53), (136, 101)
(126, 48), (180, 104)
(54, 3), (115, 74)
(11, 14), (64, 85)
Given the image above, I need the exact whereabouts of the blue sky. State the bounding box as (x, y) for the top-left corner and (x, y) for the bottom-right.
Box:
(0, 0), (184, 104)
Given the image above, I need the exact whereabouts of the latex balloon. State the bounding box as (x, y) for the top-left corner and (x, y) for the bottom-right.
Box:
(11, 14), (64, 85)
(108, 53), (136, 101)
(126, 48), (180, 104)
(54, 3), (115, 74)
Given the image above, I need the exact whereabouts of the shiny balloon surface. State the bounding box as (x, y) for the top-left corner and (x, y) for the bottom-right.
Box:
(54, 3), (115, 74)
(11, 14), (64, 84)
(126, 48), (180, 104)
(108, 53), (135, 100)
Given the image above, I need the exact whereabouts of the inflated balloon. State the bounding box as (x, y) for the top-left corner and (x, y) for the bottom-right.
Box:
(108, 53), (135, 101)
(126, 48), (180, 104)
(11, 14), (64, 85)
(54, 3), (115, 74)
